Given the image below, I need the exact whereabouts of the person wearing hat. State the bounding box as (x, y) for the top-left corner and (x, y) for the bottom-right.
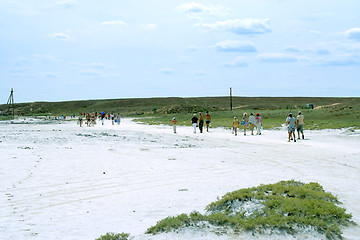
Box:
(191, 114), (198, 133)
(297, 111), (304, 139)
(255, 113), (262, 135)
(233, 117), (239, 136)
(286, 113), (297, 142)
(172, 117), (178, 133)
(100, 112), (105, 125)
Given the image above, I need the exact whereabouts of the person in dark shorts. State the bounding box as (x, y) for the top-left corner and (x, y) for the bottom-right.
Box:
(297, 111), (305, 139)
(286, 113), (297, 142)
(198, 112), (204, 133)
(205, 111), (211, 132)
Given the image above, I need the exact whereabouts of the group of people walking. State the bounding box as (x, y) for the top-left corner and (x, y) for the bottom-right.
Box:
(189, 111), (211, 134)
(173, 111), (305, 142)
(78, 112), (121, 127)
(76, 110), (305, 142)
(173, 111), (264, 136)
(172, 111), (212, 134)
(233, 113), (262, 136)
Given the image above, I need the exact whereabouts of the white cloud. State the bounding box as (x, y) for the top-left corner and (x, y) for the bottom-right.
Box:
(223, 57), (249, 67)
(259, 53), (298, 63)
(33, 54), (60, 62)
(176, 3), (230, 17)
(285, 44), (332, 57)
(214, 40), (256, 52)
(54, 0), (76, 9)
(87, 63), (108, 69)
(177, 3), (204, 13)
(185, 45), (198, 52)
(71, 62), (108, 69)
(309, 30), (322, 36)
(187, 15), (203, 21)
(319, 54), (360, 67)
(197, 19), (271, 35)
(70, 62), (109, 79)
(283, 45), (300, 53)
(191, 71), (207, 76)
(309, 41), (360, 54)
(345, 28), (360, 41)
(0, 2), (41, 16)
(159, 68), (174, 74)
(316, 49), (331, 55)
(143, 24), (158, 30)
(101, 20), (127, 26)
(47, 32), (71, 41)
(44, 72), (57, 78)
(79, 70), (100, 76)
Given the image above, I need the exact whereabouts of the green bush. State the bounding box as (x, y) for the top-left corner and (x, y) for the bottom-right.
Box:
(146, 180), (353, 239)
(95, 232), (131, 240)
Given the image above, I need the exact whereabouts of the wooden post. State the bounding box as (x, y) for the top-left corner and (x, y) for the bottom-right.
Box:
(230, 87), (232, 111)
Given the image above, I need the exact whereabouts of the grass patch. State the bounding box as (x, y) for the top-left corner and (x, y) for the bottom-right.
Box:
(0, 115), (15, 121)
(135, 108), (360, 130)
(146, 180), (353, 239)
(95, 232), (131, 240)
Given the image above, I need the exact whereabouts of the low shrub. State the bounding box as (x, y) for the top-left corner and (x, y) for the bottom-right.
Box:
(146, 180), (353, 239)
(95, 232), (131, 240)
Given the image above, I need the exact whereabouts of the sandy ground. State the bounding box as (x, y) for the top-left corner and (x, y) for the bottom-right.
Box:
(0, 118), (359, 240)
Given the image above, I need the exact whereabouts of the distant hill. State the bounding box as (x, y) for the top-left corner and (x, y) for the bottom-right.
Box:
(1, 96), (359, 116)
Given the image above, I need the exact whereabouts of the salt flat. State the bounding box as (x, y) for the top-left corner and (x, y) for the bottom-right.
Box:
(1, 118), (359, 240)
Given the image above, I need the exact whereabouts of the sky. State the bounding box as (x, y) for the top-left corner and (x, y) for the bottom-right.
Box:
(1, 0), (360, 103)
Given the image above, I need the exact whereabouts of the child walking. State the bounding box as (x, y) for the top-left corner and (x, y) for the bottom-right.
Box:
(242, 112), (248, 135)
(233, 117), (239, 136)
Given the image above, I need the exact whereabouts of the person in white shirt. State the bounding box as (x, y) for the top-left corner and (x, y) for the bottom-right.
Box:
(172, 117), (178, 133)
(297, 111), (305, 139)
(286, 113), (297, 142)
(248, 113), (256, 135)
(111, 113), (114, 125)
(255, 113), (262, 135)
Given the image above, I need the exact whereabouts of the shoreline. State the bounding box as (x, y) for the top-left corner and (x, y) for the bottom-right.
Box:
(2, 115), (360, 132)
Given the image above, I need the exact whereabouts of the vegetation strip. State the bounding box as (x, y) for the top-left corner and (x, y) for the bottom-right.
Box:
(1, 97), (359, 129)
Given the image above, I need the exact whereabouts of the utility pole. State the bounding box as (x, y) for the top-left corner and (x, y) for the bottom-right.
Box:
(6, 88), (15, 117)
(230, 87), (233, 111)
